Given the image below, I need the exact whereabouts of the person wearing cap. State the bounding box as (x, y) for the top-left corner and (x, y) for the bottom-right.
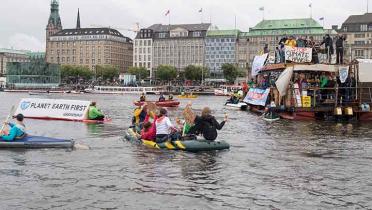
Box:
(0, 114), (27, 141)
(139, 93), (146, 102)
(88, 102), (105, 120)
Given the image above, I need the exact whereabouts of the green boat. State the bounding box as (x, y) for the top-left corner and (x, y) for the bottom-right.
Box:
(124, 128), (230, 152)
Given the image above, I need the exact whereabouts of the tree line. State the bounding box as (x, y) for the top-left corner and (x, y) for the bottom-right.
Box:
(128, 63), (246, 84)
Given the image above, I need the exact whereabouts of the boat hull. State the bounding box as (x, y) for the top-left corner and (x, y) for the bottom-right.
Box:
(134, 100), (180, 107)
(225, 102), (248, 110)
(125, 128), (230, 152)
(0, 136), (74, 149)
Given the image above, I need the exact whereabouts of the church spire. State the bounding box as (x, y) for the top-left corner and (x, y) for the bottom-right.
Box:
(76, 8), (81, 29)
(47, 0), (62, 30)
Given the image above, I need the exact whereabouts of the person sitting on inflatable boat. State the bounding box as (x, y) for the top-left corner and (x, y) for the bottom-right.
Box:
(226, 94), (239, 105)
(189, 107), (227, 141)
(155, 108), (179, 143)
(168, 94), (174, 100)
(140, 93), (146, 102)
(132, 105), (148, 129)
(88, 102), (105, 120)
(0, 114), (27, 141)
(159, 94), (166, 102)
(139, 107), (157, 141)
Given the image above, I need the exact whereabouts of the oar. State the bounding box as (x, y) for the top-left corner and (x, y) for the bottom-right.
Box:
(0, 105), (16, 135)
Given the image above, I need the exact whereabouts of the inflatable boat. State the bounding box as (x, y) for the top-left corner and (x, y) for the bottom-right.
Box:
(225, 102), (248, 110)
(124, 128), (230, 152)
(133, 100), (180, 107)
(0, 136), (74, 149)
(177, 95), (198, 99)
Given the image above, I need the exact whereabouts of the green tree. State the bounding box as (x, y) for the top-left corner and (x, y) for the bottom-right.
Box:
(156, 65), (177, 82)
(61, 65), (93, 82)
(128, 66), (149, 81)
(222, 63), (239, 83)
(238, 68), (247, 77)
(96, 65), (120, 81)
(184, 65), (209, 81)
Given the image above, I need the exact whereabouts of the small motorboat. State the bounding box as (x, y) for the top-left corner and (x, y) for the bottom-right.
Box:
(262, 112), (280, 122)
(134, 100), (180, 107)
(225, 102), (248, 111)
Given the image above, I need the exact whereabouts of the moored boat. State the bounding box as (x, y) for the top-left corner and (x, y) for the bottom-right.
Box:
(0, 136), (74, 149)
(85, 86), (164, 95)
(133, 100), (180, 107)
(125, 128), (230, 152)
(225, 102), (248, 110)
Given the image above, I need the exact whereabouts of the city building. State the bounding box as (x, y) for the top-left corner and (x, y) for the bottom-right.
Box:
(6, 55), (60, 89)
(133, 28), (154, 77)
(0, 49), (45, 77)
(244, 18), (335, 74)
(134, 23), (210, 78)
(205, 30), (239, 78)
(236, 32), (250, 72)
(45, 0), (133, 73)
(0, 49), (30, 77)
(340, 13), (372, 60)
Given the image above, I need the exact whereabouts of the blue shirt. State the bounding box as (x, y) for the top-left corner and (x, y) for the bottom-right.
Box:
(0, 123), (26, 141)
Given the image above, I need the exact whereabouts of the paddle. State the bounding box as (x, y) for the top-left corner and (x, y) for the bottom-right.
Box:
(0, 105), (16, 135)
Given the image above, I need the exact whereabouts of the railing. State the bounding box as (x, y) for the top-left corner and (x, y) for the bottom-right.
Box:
(270, 86), (371, 109)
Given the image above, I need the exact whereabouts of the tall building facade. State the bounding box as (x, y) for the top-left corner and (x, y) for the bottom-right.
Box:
(205, 30), (239, 78)
(0, 49), (44, 77)
(134, 23), (210, 78)
(45, 2), (133, 73)
(242, 18), (335, 74)
(340, 13), (372, 60)
(133, 29), (153, 77)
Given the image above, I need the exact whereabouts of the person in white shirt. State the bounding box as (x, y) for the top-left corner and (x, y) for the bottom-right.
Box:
(155, 108), (178, 143)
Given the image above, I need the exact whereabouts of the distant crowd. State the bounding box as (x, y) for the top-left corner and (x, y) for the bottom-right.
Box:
(267, 34), (346, 65)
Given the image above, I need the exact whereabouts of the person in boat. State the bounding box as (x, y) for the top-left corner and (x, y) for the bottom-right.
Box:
(189, 107), (227, 141)
(159, 94), (166, 102)
(155, 108), (178, 143)
(0, 114), (26, 141)
(88, 102), (105, 120)
(140, 93), (146, 102)
(132, 105), (147, 129)
(168, 94), (174, 100)
(141, 121), (156, 141)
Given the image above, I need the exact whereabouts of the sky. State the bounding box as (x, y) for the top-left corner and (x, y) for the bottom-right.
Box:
(0, 0), (369, 51)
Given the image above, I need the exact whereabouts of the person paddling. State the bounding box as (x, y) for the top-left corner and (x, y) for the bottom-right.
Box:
(88, 102), (105, 120)
(189, 107), (227, 141)
(0, 114), (27, 141)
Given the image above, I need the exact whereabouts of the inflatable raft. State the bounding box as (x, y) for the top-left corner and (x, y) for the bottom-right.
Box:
(125, 128), (230, 152)
(177, 95), (198, 99)
(133, 100), (180, 107)
(0, 136), (74, 149)
(225, 102), (248, 110)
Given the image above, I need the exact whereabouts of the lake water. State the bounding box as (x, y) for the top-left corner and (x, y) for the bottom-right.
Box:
(0, 92), (371, 210)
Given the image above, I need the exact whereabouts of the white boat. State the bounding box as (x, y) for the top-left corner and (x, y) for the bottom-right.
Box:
(214, 85), (242, 96)
(84, 86), (165, 95)
(225, 102), (248, 110)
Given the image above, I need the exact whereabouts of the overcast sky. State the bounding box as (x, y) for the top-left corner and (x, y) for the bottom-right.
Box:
(0, 0), (369, 51)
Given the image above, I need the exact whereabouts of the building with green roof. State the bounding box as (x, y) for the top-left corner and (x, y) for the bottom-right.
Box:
(205, 29), (240, 77)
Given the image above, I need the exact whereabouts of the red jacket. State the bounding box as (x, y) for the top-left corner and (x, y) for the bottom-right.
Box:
(141, 114), (157, 141)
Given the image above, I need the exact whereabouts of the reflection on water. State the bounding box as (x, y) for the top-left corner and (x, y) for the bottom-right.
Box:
(0, 92), (372, 209)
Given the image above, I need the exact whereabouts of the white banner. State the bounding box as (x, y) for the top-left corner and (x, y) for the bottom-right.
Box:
(339, 66), (349, 83)
(275, 67), (294, 97)
(15, 98), (91, 121)
(252, 53), (268, 77)
(285, 46), (312, 63)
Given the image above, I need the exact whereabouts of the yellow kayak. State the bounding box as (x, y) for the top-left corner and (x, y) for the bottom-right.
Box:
(177, 95), (198, 99)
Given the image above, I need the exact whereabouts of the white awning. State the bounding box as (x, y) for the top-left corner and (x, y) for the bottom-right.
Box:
(293, 64), (337, 73)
